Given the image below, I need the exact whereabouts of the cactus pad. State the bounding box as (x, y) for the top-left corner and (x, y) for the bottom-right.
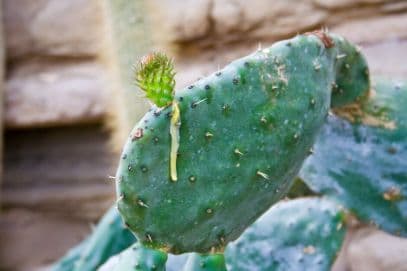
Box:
(300, 78), (407, 236)
(225, 198), (346, 271)
(116, 32), (369, 253)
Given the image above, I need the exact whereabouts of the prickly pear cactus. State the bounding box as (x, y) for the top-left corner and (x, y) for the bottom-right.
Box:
(225, 197), (346, 271)
(300, 78), (407, 236)
(183, 254), (227, 271)
(51, 206), (136, 271)
(115, 32), (369, 254)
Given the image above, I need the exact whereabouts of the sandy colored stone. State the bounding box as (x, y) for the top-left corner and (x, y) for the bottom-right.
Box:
(362, 39), (407, 78)
(2, 184), (114, 220)
(4, 0), (105, 59)
(0, 208), (91, 271)
(212, 0), (242, 35)
(332, 13), (407, 44)
(3, 123), (116, 219)
(153, 0), (212, 42)
(235, 0), (327, 40)
(313, 0), (389, 9)
(161, 0), (327, 43)
(346, 227), (407, 271)
(5, 59), (108, 128)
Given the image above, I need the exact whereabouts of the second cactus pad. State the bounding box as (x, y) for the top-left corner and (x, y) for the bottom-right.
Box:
(116, 32), (369, 253)
(300, 78), (407, 236)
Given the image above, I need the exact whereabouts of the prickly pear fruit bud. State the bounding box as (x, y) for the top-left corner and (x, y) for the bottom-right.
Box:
(135, 52), (175, 107)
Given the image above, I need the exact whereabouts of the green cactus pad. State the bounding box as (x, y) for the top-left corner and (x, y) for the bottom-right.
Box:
(183, 253), (227, 271)
(51, 206), (136, 271)
(102, 243), (168, 271)
(116, 32), (369, 253)
(300, 78), (407, 236)
(225, 197), (346, 271)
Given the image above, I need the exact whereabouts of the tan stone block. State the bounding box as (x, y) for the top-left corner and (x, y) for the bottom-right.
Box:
(362, 39), (407, 78)
(162, 0), (327, 43)
(347, 227), (407, 271)
(5, 59), (108, 128)
(153, 0), (212, 42)
(4, 0), (105, 59)
(0, 208), (91, 271)
(2, 184), (114, 220)
(332, 13), (407, 44)
(313, 0), (389, 9)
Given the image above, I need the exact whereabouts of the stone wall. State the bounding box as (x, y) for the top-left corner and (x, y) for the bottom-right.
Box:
(0, 0), (406, 270)
(4, 0), (108, 128)
(1, 1), (115, 270)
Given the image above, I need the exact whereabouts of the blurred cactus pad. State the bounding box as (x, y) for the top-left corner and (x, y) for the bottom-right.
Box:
(300, 78), (407, 236)
(115, 31), (369, 254)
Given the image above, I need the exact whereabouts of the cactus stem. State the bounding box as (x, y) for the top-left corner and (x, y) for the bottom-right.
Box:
(256, 170), (270, 180)
(170, 101), (181, 181)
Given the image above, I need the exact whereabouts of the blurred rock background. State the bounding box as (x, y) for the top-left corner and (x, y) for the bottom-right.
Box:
(0, 0), (406, 270)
